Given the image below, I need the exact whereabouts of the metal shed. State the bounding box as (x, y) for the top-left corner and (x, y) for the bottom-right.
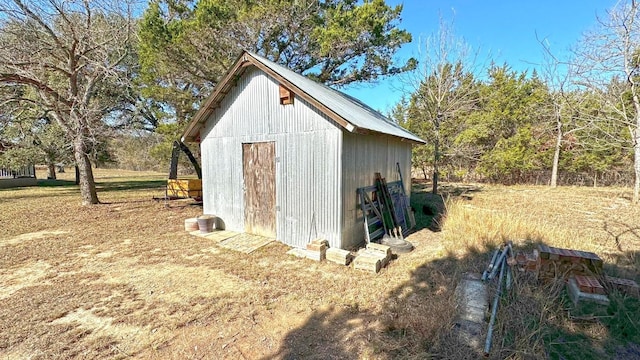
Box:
(182, 51), (425, 250)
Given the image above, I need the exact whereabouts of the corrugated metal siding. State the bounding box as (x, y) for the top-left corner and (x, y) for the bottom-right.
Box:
(250, 53), (425, 144)
(200, 67), (343, 248)
(341, 132), (413, 249)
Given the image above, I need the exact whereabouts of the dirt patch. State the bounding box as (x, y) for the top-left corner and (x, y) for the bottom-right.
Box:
(50, 308), (148, 354)
(0, 260), (52, 300)
(0, 230), (68, 247)
(100, 263), (250, 303)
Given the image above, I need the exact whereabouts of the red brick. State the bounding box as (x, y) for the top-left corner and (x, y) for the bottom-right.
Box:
(516, 253), (527, 266)
(574, 275), (605, 294)
(575, 275), (592, 293)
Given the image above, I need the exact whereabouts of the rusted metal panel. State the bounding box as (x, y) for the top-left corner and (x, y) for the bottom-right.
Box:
(200, 68), (342, 248)
(242, 142), (276, 237)
(340, 132), (412, 249)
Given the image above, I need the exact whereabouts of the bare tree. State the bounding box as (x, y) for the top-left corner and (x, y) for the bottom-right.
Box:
(0, 0), (135, 205)
(538, 37), (591, 188)
(572, 0), (640, 202)
(402, 17), (480, 194)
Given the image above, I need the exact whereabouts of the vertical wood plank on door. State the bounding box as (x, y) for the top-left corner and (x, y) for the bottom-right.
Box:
(243, 142), (276, 237)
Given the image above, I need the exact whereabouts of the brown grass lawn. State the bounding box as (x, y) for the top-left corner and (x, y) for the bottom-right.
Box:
(0, 169), (638, 359)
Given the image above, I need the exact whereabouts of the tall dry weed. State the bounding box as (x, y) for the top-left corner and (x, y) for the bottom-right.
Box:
(440, 197), (604, 254)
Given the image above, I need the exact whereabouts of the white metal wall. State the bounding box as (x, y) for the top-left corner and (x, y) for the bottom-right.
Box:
(200, 68), (343, 248)
(340, 132), (413, 249)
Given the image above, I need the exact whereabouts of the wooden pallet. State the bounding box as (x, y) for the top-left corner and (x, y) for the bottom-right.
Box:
(358, 185), (387, 243)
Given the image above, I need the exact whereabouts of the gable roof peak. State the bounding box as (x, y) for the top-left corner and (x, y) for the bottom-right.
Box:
(182, 51), (425, 144)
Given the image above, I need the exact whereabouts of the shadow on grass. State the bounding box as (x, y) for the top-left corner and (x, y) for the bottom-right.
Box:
(0, 178), (75, 191)
(538, 248), (640, 359)
(497, 245), (640, 360)
(410, 181), (483, 232)
(96, 179), (166, 192)
(0, 180), (79, 200)
(33, 178), (166, 192)
(0, 178), (166, 201)
(261, 185), (494, 359)
(262, 184), (639, 360)
(37, 179), (78, 187)
(260, 250), (489, 360)
(263, 248), (640, 359)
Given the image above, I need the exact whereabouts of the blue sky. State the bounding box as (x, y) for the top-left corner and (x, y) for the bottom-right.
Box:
(344, 0), (619, 113)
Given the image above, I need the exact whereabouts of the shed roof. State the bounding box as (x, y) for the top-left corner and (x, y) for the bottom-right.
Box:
(182, 51), (425, 144)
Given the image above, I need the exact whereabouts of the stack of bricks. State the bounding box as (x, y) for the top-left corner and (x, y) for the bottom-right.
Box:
(516, 250), (540, 272)
(305, 239), (328, 261)
(525, 250), (539, 272)
(605, 275), (640, 299)
(353, 243), (392, 274)
(537, 245), (603, 281)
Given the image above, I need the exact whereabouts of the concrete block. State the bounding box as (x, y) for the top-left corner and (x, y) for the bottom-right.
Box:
(306, 242), (327, 252)
(353, 253), (382, 273)
(311, 238), (329, 247)
(567, 278), (610, 306)
(326, 248), (353, 265)
(366, 242), (392, 259)
(605, 275), (640, 298)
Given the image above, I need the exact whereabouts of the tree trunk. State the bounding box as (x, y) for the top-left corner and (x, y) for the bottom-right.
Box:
(73, 137), (99, 205)
(46, 153), (56, 180)
(634, 127), (640, 204)
(432, 135), (439, 195)
(632, 90), (640, 203)
(550, 110), (562, 188)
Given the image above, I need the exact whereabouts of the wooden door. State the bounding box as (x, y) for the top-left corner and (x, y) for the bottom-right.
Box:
(242, 142), (276, 237)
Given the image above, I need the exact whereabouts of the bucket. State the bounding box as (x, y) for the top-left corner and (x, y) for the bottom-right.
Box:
(197, 215), (216, 233)
(184, 218), (199, 232)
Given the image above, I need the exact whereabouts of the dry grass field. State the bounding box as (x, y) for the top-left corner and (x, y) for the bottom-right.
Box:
(0, 169), (638, 359)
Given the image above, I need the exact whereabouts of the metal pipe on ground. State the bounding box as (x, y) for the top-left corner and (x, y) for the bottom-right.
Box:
(487, 245), (510, 280)
(482, 249), (500, 281)
(506, 263), (512, 290)
(484, 256), (506, 356)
